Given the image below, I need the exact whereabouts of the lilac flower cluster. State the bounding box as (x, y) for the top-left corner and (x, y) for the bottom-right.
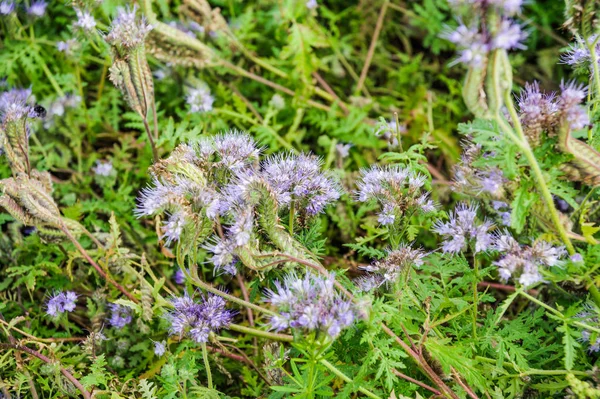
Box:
(493, 233), (566, 287)
(443, 0), (526, 66)
(46, 291), (77, 317)
(105, 5), (152, 49)
(356, 165), (435, 226)
(165, 291), (233, 343)
(173, 268), (186, 285)
(265, 273), (355, 339)
(453, 141), (507, 200)
(0, 0), (47, 17)
(137, 131), (341, 275)
(432, 203), (494, 253)
(108, 303), (133, 329)
(186, 84), (214, 114)
(262, 153), (341, 215)
(357, 245), (426, 292)
(0, 1), (14, 15)
(517, 81), (589, 137)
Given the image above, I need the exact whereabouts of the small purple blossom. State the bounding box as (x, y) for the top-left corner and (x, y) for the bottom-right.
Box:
(105, 5), (152, 49)
(264, 273), (355, 339)
(335, 143), (352, 159)
(559, 81), (589, 131)
(306, 0), (318, 9)
(108, 303), (133, 329)
(46, 291), (78, 317)
(162, 211), (187, 245)
(173, 268), (186, 284)
(93, 160), (114, 177)
(186, 84), (214, 113)
(432, 203), (494, 254)
(577, 304), (600, 353)
(262, 153), (341, 215)
(0, 88), (36, 124)
(194, 131), (260, 171)
(571, 253), (584, 263)
(165, 291), (233, 343)
(153, 340), (167, 356)
(73, 8), (96, 31)
(491, 20), (527, 50)
(27, 0), (47, 17)
(0, 1), (15, 15)
(358, 245), (426, 291)
(57, 39), (78, 55)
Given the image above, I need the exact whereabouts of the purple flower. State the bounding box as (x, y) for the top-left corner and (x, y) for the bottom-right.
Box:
(262, 153), (340, 215)
(335, 143), (352, 159)
(93, 160), (114, 177)
(477, 169), (505, 196)
(264, 273), (355, 339)
(577, 304), (600, 353)
(0, 88), (35, 124)
(491, 20), (527, 50)
(517, 81), (559, 134)
(46, 291), (78, 317)
(186, 84), (214, 113)
(493, 232), (567, 287)
(193, 131), (260, 171)
(570, 253), (583, 263)
(153, 340), (166, 356)
(357, 165), (435, 226)
(0, 1), (15, 15)
(173, 269), (186, 285)
(27, 0), (47, 17)
(358, 245), (426, 291)
(432, 203), (494, 254)
(108, 303), (133, 329)
(165, 291), (233, 343)
(135, 178), (182, 217)
(57, 39), (78, 55)
(162, 211), (187, 245)
(105, 5), (152, 49)
(559, 81), (589, 131)
(73, 8), (96, 31)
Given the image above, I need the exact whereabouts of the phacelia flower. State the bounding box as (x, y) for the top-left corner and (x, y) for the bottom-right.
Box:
(57, 39), (78, 55)
(27, 0), (47, 17)
(46, 291), (78, 317)
(0, 88), (35, 124)
(491, 19), (527, 50)
(135, 178), (182, 217)
(105, 5), (152, 49)
(358, 245), (426, 291)
(153, 340), (167, 356)
(73, 8), (96, 31)
(270, 94), (285, 110)
(264, 273), (355, 339)
(0, 1), (15, 15)
(375, 119), (405, 148)
(306, 0), (318, 9)
(173, 268), (186, 285)
(262, 153), (341, 215)
(162, 211), (187, 245)
(165, 291), (233, 343)
(559, 81), (589, 131)
(493, 232), (567, 287)
(93, 160), (114, 177)
(433, 203), (494, 254)
(357, 165), (435, 225)
(108, 303), (133, 329)
(186, 84), (214, 113)
(335, 143), (352, 159)
(560, 36), (598, 72)
(194, 131), (260, 171)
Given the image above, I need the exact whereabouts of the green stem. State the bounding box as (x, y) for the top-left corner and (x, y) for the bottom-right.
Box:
(472, 256), (479, 340)
(229, 324), (293, 342)
(201, 342), (213, 389)
(588, 37), (600, 104)
(319, 359), (382, 399)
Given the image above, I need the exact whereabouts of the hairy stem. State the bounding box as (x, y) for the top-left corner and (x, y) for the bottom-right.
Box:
(201, 342), (213, 389)
(320, 359), (382, 399)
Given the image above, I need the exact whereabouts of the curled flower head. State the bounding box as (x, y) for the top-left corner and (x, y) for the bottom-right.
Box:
(356, 165), (435, 225)
(558, 81), (589, 131)
(46, 291), (78, 317)
(493, 232), (567, 287)
(108, 303), (133, 329)
(105, 5), (152, 50)
(264, 273), (355, 339)
(358, 245), (426, 291)
(193, 131), (260, 171)
(262, 153), (341, 215)
(577, 304), (600, 353)
(433, 203), (494, 254)
(516, 81), (559, 143)
(165, 291), (233, 343)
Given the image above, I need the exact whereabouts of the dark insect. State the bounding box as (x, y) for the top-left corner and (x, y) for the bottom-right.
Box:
(20, 226), (37, 237)
(32, 105), (47, 118)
